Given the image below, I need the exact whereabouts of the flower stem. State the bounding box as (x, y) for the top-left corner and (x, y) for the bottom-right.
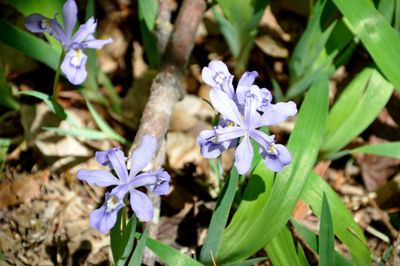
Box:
(217, 156), (223, 189)
(122, 194), (128, 231)
(52, 51), (66, 102)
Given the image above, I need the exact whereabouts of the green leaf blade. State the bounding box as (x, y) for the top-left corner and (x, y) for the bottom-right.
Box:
(320, 69), (394, 157)
(301, 172), (371, 266)
(350, 143), (400, 159)
(129, 224), (150, 266)
(135, 233), (203, 266)
(216, 72), (330, 264)
(0, 18), (60, 71)
(199, 167), (239, 265)
(265, 225), (301, 266)
(319, 193), (335, 266)
(332, 0), (400, 94)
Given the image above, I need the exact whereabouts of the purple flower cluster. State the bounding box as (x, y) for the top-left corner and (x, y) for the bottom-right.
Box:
(198, 61), (298, 175)
(77, 135), (170, 233)
(25, 0), (113, 85)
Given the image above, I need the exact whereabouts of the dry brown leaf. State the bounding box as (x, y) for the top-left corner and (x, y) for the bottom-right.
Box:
(357, 135), (400, 190)
(12, 178), (40, 205)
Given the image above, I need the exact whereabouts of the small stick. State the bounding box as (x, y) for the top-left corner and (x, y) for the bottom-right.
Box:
(360, 185), (398, 238)
(347, 227), (393, 266)
(392, 230), (400, 266)
(210, 250), (217, 266)
(288, 221), (319, 263)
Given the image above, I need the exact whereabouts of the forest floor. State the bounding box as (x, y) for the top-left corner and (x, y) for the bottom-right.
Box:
(0, 0), (399, 265)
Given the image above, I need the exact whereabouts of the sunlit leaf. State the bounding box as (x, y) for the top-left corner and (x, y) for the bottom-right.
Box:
(0, 18), (59, 71)
(42, 127), (108, 140)
(199, 167), (239, 265)
(265, 225), (301, 266)
(320, 68), (394, 157)
(135, 233), (203, 266)
(301, 172), (371, 265)
(216, 72), (329, 264)
(332, 0), (400, 94)
(290, 217), (354, 266)
(350, 142), (400, 159)
(319, 193), (335, 266)
(129, 224), (149, 266)
(85, 98), (129, 145)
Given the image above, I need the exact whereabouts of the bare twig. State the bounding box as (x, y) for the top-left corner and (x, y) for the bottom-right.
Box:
(127, 0), (206, 265)
(360, 185), (398, 238)
(155, 0), (173, 59)
(392, 231), (400, 266)
(288, 221), (319, 263)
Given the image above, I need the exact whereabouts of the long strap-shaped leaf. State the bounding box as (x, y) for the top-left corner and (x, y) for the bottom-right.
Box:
(332, 0), (400, 94)
(301, 171), (371, 265)
(319, 193), (335, 266)
(199, 167), (239, 265)
(290, 217), (354, 266)
(320, 68), (394, 157)
(135, 233), (203, 266)
(0, 18), (59, 71)
(216, 72), (330, 264)
(265, 225), (301, 266)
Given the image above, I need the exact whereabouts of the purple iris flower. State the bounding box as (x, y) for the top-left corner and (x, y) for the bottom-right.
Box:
(208, 87), (297, 174)
(197, 117), (238, 158)
(25, 0), (113, 85)
(235, 71), (273, 113)
(77, 135), (171, 233)
(202, 60), (235, 98)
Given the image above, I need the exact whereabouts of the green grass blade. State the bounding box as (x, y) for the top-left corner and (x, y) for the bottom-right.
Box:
(222, 257), (268, 266)
(297, 242), (310, 266)
(20, 91), (79, 127)
(0, 246), (5, 262)
(5, 0), (64, 27)
(0, 55), (19, 110)
(289, 0), (326, 81)
(0, 138), (11, 167)
(138, 0), (159, 69)
(135, 233), (204, 266)
(304, 20), (337, 70)
(265, 225), (301, 266)
(376, 0), (395, 24)
(110, 210), (123, 264)
(395, 0), (400, 30)
(129, 224), (149, 266)
(319, 193), (335, 266)
(271, 77), (284, 104)
(213, 6), (240, 58)
(301, 172), (371, 265)
(85, 98), (129, 145)
(285, 52), (336, 100)
(216, 0), (251, 29)
(42, 127), (108, 140)
(325, 18), (355, 56)
(98, 71), (122, 114)
(199, 167), (239, 265)
(378, 246), (392, 266)
(4, 0), (64, 50)
(216, 72), (329, 264)
(350, 142), (400, 158)
(290, 217), (354, 266)
(0, 18), (60, 71)
(118, 213), (137, 266)
(84, 0), (100, 93)
(244, 0), (269, 31)
(324, 67), (373, 138)
(138, 0), (157, 30)
(332, 0), (400, 94)
(320, 68), (394, 157)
